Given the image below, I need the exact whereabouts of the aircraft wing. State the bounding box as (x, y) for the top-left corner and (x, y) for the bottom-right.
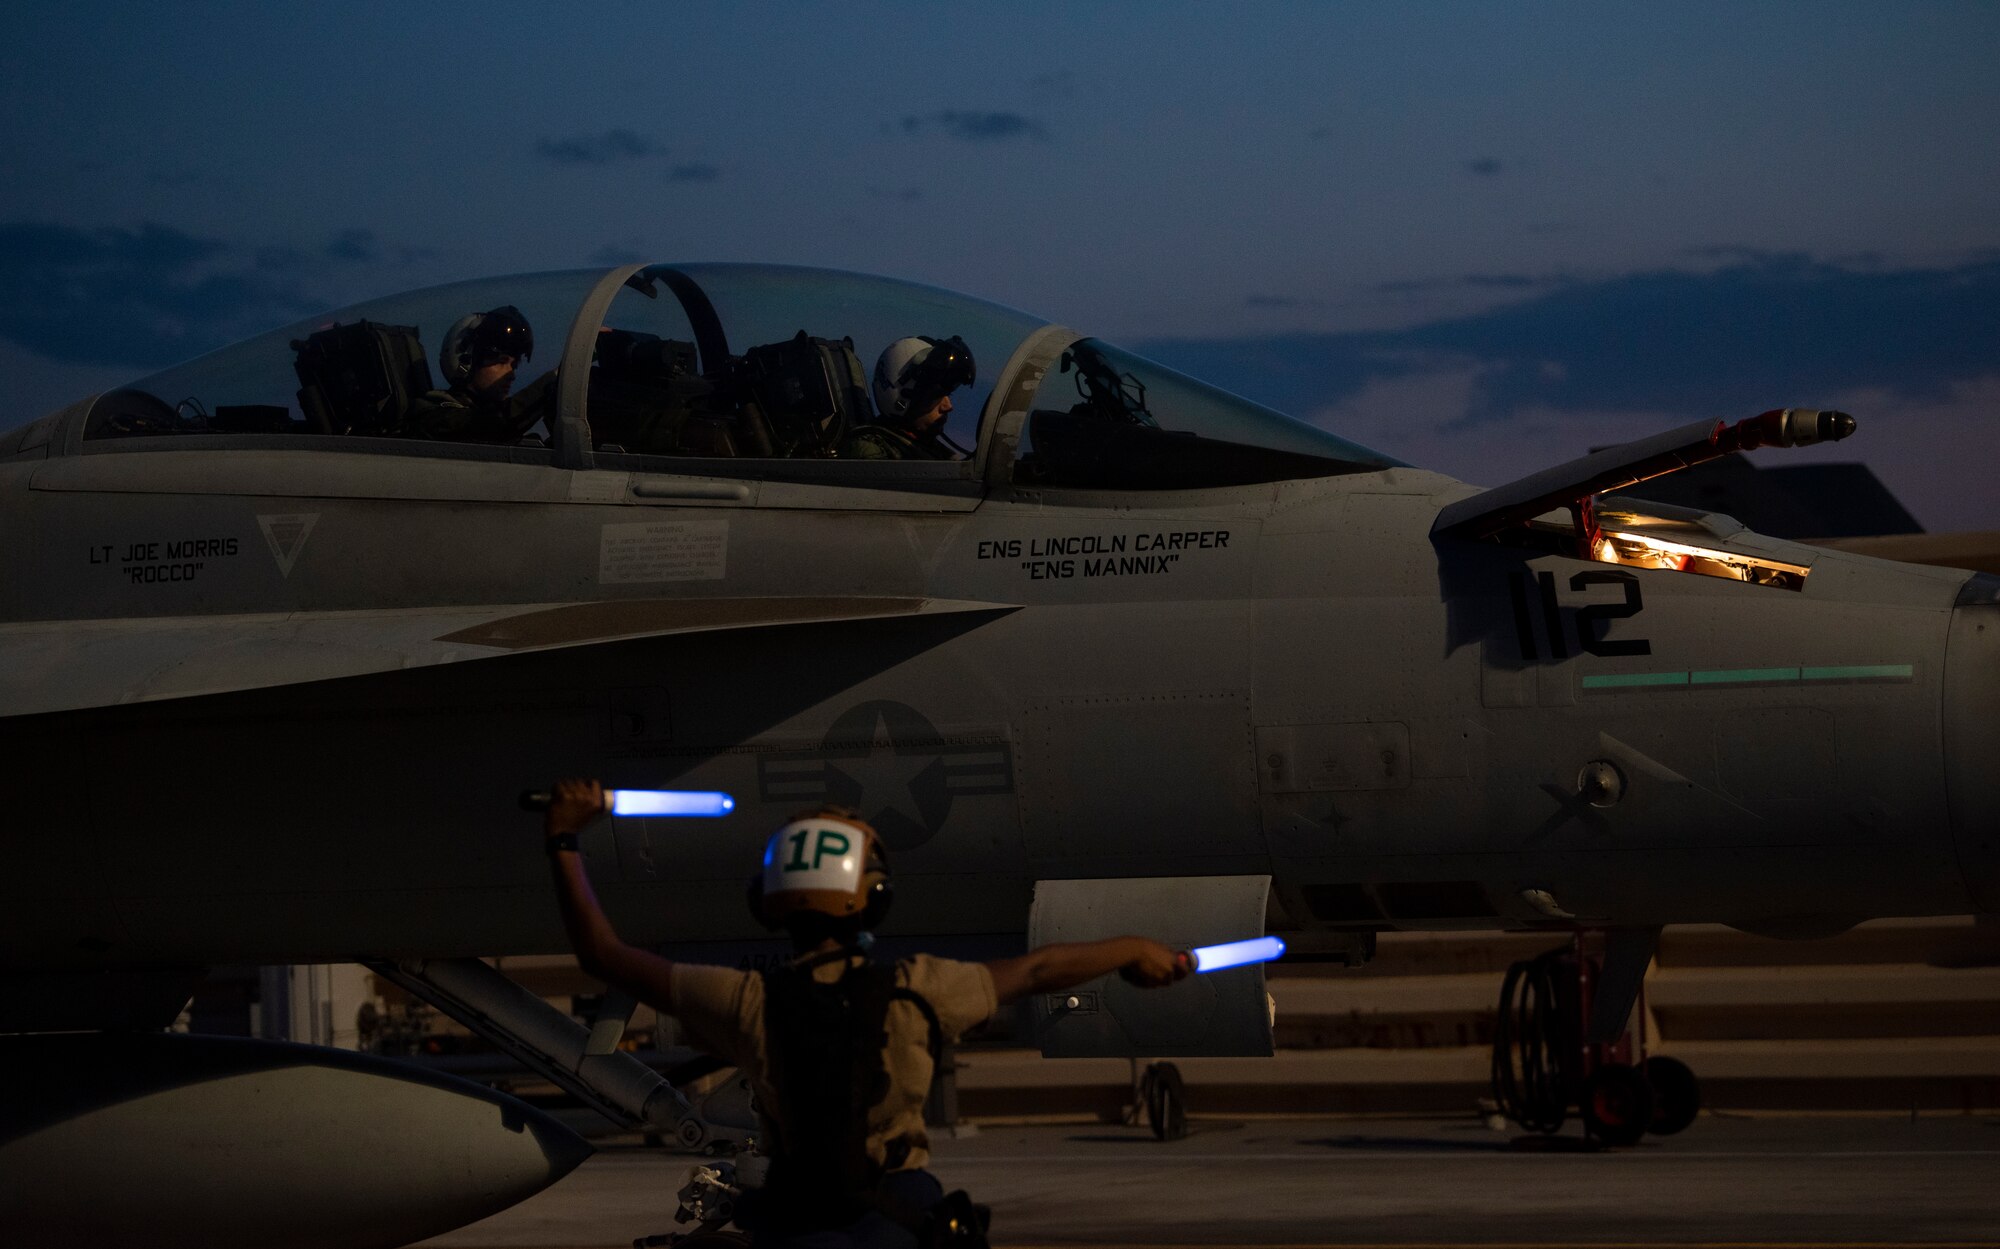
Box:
(0, 595), (1017, 718)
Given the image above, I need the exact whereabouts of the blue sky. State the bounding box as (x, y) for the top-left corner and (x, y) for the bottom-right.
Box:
(3, 2), (1995, 528)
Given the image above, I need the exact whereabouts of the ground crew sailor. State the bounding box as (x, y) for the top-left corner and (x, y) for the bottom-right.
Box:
(540, 780), (1187, 1247)
(841, 335), (976, 460)
(407, 304), (554, 442)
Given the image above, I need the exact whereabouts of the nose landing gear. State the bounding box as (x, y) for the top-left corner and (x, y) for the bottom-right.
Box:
(1129, 1060), (1189, 1140)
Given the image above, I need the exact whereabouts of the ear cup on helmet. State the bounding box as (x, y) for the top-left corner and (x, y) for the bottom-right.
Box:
(859, 875), (893, 931)
(439, 313), (483, 386)
(746, 875), (781, 931)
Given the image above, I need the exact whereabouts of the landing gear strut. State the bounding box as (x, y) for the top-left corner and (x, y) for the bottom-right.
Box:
(1128, 1060), (1188, 1140)
(365, 956), (749, 1150)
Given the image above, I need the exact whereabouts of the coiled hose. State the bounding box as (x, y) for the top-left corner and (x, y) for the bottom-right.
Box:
(1489, 946), (1575, 1133)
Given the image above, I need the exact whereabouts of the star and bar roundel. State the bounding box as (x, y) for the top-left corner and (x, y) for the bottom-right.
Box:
(755, 700), (1015, 851)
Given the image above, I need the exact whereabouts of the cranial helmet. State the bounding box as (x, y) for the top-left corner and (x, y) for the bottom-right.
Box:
(439, 305), (535, 386)
(751, 808), (893, 933)
(872, 335), (975, 425)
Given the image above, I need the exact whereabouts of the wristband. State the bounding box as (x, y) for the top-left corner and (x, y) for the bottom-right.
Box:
(546, 832), (581, 855)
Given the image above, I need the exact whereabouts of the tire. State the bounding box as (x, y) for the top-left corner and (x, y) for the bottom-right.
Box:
(1142, 1061), (1188, 1141)
(1581, 1063), (1654, 1147)
(1642, 1055), (1701, 1136)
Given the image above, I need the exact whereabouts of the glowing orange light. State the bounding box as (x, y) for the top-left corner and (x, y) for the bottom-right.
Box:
(1596, 529), (1808, 586)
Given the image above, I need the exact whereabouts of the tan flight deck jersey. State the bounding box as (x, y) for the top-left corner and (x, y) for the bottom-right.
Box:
(670, 954), (997, 1172)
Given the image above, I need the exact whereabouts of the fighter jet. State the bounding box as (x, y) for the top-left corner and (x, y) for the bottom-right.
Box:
(1, 262), (1993, 1247)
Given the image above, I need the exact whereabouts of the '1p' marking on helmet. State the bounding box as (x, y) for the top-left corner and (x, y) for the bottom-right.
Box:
(439, 305), (535, 386)
(756, 810), (892, 931)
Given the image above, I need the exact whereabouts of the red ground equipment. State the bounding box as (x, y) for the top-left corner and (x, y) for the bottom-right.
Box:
(1490, 931), (1700, 1145)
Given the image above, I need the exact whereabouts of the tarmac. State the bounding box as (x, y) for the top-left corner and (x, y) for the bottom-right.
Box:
(417, 1113), (2000, 1247)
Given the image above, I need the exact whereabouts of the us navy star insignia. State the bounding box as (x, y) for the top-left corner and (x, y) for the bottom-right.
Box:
(756, 700), (1013, 850)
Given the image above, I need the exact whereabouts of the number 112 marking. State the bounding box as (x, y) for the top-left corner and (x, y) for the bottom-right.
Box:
(1509, 569), (1651, 661)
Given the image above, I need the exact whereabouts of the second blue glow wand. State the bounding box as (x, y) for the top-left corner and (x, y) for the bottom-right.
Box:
(1179, 935), (1287, 973)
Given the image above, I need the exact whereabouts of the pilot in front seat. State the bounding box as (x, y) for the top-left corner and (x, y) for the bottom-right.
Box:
(406, 305), (555, 443)
(840, 335), (975, 461)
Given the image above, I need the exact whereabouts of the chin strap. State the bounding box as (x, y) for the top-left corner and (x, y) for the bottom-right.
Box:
(788, 938), (872, 972)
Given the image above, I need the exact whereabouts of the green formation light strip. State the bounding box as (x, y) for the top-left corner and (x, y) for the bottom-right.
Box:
(1581, 663), (1914, 692)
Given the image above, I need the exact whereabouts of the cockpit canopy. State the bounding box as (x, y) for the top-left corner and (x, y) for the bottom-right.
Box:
(12, 263), (1396, 490)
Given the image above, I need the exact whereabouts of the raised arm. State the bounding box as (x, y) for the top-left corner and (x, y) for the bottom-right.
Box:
(985, 936), (1188, 1007)
(543, 778), (678, 1011)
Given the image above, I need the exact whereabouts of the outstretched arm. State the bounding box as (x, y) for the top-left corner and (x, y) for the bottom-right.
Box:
(985, 936), (1188, 1007)
(544, 778), (678, 1011)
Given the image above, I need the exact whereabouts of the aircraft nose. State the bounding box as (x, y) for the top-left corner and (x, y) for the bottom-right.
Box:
(1945, 573), (2000, 913)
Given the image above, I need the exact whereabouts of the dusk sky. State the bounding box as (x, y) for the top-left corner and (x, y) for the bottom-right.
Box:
(4, 2), (1996, 528)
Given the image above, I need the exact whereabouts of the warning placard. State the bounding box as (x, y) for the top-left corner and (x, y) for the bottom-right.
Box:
(598, 520), (729, 584)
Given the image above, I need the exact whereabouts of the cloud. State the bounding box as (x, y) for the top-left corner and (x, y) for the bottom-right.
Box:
(1376, 272), (1552, 295)
(324, 228), (378, 263)
(1138, 254), (2000, 431)
(1464, 157), (1504, 177)
(588, 244), (646, 265)
(1136, 332), (1434, 425)
(1683, 244), (1783, 263)
(1246, 294), (1324, 310)
(532, 128), (659, 166)
(1397, 254), (2000, 420)
(252, 229), (428, 273)
(254, 244), (308, 271)
(899, 111), (1049, 142)
(0, 221), (319, 370)
(1030, 70), (1074, 94)
(1462, 273), (1545, 290)
(667, 162), (721, 183)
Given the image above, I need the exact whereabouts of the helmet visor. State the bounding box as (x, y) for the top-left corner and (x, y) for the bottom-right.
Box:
(471, 305), (534, 364)
(904, 335), (975, 419)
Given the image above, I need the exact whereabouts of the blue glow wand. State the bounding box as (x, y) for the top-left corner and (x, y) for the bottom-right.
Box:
(520, 789), (735, 817)
(1181, 935), (1287, 974)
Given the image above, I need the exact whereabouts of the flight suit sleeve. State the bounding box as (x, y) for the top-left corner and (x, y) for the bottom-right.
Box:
(408, 390), (517, 443)
(405, 390), (473, 441)
(900, 955), (998, 1041)
(837, 427), (901, 460)
(666, 964), (762, 1072)
(505, 370), (556, 437)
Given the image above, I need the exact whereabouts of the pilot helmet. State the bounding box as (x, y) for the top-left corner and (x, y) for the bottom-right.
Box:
(750, 807), (893, 935)
(873, 335), (975, 425)
(439, 305), (535, 386)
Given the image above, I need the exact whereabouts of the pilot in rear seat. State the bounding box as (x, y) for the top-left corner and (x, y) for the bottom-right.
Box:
(841, 336), (976, 461)
(540, 779), (1187, 1248)
(406, 305), (555, 442)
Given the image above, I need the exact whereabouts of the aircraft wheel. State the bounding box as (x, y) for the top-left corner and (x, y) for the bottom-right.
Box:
(1642, 1056), (1701, 1136)
(1581, 1064), (1653, 1147)
(1141, 1061), (1187, 1141)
